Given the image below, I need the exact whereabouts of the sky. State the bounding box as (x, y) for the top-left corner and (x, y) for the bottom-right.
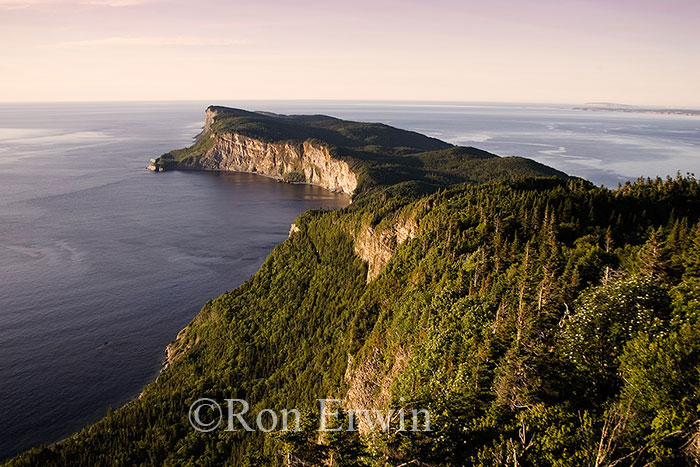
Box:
(0, 0), (698, 106)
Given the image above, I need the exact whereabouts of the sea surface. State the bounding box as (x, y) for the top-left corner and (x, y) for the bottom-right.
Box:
(0, 101), (698, 460)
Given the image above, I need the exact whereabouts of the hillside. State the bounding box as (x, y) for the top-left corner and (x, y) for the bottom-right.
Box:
(150, 106), (570, 195)
(7, 111), (700, 466)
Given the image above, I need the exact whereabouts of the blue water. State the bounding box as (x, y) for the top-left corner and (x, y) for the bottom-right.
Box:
(0, 102), (349, 460)
(0, 101), (698, 460)
(246, 101), (699, 186)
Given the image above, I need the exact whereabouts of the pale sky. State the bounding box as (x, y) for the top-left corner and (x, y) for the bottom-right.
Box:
(1, 0), (699, 106)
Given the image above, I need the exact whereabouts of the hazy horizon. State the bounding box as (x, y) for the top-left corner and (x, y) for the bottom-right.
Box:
(1, 99), (699, 111)
(1, 0), (699, 107)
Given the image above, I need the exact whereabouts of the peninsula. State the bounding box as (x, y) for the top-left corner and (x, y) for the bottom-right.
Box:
(147, 106), (569, 195)
(9, 107), (700, 467)
(575, 102), (700, 117)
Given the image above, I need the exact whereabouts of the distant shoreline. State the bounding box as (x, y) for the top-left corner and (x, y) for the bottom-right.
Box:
(575, 105), (700, 117)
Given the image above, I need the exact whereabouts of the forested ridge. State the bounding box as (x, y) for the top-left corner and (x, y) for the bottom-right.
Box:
(7, 171), (700, 466)
(7, 107), (700, 466)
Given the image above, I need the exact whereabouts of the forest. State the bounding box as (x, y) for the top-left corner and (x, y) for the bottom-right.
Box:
(6, 110), (700, 466)
(7, 172), (700, 466)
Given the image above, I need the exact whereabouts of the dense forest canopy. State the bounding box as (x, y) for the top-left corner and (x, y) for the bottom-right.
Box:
(7, 110), (700, 466)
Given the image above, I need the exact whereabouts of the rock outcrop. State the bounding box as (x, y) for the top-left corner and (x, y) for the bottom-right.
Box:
(162, 326), (198, 370)
(155, 108), (358, 195)
(343, 346), (411, 433)
(352, 214), (418, 282)
(178, 133), (357, 195)
(289, 223), (300, 236)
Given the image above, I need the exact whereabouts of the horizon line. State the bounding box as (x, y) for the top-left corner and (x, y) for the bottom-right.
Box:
(1, 98), (699, 110)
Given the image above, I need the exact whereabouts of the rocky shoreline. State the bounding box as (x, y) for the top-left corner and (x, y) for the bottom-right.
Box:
(147, 108), (358, 195)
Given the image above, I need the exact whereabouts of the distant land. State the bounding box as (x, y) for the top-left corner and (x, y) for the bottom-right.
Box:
(148, 106), (571, 194)
(575, 102), (700, 117)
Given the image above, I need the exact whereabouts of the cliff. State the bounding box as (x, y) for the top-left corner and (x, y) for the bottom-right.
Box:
(352, 213), (418, 282)
(150, 108), (358, 194)
(178, 131), (357, 195)
(149, 106), (571, 198)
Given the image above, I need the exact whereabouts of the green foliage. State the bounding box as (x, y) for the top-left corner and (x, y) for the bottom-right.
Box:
(158, 106), (571, 193)
(615, 321), (700, 464)
(281, 169), (306, 183)
(560, 275), (672, 398)
(157, 131), (217, 167)
(7, 125), (700, 467)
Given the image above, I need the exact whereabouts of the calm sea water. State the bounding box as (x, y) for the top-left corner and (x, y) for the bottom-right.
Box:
(250, 101), (699, 186)
(0, 101), (698, 460)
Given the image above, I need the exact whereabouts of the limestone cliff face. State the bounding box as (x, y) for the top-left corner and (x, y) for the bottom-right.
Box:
(342, 214), (419, 430)
(352, 215), (418, 282)
(169, 110), (358, 195)
(178, 134), (357, 195)
(343, 346), (411, 433)
(203, 107), (217, 134)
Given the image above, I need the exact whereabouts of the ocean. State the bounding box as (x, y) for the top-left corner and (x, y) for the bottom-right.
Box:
(0, 101), (698, 460)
